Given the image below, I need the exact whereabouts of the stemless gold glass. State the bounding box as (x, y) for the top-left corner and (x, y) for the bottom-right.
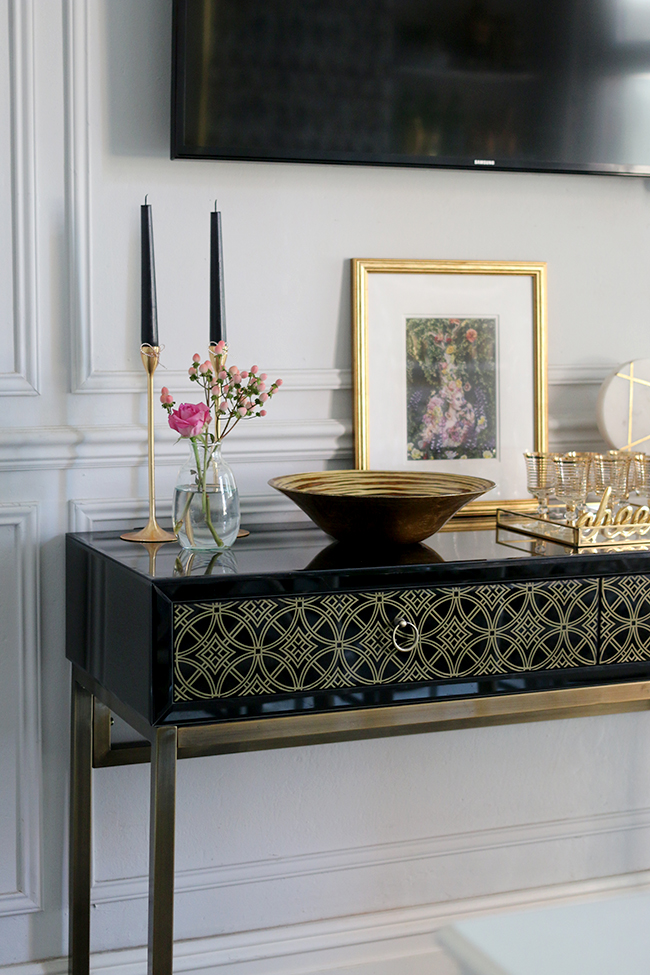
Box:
(524, 451), (556, 518)
(553, 453), (589, 523)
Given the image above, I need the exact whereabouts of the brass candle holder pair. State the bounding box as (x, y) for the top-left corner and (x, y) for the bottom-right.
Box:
(121, 342), (228, 544)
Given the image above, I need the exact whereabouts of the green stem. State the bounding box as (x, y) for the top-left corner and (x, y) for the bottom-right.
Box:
(174, 491), (193, 535)
(192, 438), (223, 547)
(202, 486), (224, 546)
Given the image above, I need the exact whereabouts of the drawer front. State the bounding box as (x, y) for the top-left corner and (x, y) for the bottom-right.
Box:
(172, 579), (599, 702)
(601, 575), (650, 664)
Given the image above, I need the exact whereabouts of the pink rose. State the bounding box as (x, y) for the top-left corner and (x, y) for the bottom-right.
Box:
(167, 402), (211, 437)
(466, 328), (477, 343)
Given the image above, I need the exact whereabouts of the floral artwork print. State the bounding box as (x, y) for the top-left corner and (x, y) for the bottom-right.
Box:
(406, 317), (497, 461)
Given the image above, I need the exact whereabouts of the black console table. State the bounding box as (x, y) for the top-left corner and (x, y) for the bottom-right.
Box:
(66, 525), (650, 975)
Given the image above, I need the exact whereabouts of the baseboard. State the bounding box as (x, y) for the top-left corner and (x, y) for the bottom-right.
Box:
(5, 870), (650, 975)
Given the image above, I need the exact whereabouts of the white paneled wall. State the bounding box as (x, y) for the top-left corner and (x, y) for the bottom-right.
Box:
(4, 0), (650, 972)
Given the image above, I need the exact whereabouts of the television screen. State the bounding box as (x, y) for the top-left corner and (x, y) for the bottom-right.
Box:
(172, 0), (650, 176)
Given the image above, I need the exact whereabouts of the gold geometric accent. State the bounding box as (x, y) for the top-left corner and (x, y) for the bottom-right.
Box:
(172, 579), (599, 702)
(615, 361), (650, 450)
(601, 575), (650, 663)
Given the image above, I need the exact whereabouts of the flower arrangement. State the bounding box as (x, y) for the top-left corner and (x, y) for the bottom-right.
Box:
(160, 341), (282, 547)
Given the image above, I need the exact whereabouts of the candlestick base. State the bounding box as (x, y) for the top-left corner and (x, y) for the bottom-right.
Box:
(121, 520), (177, 544)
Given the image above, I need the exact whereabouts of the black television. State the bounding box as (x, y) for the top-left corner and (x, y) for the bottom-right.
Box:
(171, 0), (650, 176)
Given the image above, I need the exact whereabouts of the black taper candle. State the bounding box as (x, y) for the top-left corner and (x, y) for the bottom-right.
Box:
(141, 200), (158, 347)
(210, 205), (226, 345)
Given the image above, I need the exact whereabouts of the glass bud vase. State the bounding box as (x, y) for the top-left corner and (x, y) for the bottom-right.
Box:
(173, 441), (240, 550)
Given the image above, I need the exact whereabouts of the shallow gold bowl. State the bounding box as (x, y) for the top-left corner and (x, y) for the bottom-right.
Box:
(268, 471), (495, 544)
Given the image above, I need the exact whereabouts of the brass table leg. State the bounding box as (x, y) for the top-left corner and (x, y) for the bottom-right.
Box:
(148, 726), (178, 975)
(69, 678), (93, 975)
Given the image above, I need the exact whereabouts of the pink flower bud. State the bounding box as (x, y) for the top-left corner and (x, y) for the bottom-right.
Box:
(275, 378), (283, 386)
(192, 354), (201, 362)
(241, 370), (249, 379)
(161, 386), (169, 395)
(199, 361), (211, 374)
(229, 365), (239, 376)
(238, 406), (247, 416)
(164, 394), (174, 404)
(260, 392), (269, 402)
(188, 366), (197, 376)
(219, 371), (228, 380)
(260, 373), (267, 380)
(215, 340), (226, 352)
(222, 385), (229, 395)
(219, 401), (227, 411)
(250, 365), (259, 374)
(259, 409), (267, 416)
(259, 382), (266, 391)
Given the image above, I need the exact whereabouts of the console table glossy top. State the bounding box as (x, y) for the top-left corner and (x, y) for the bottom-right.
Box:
(66, 524), (650, 752)
(65, 523), (650, 591)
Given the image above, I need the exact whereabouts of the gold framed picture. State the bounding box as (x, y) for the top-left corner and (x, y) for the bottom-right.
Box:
(352, 259), (548, 522)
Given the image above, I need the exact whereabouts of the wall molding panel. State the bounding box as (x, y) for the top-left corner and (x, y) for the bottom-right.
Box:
(64, 0), (93, 395)
(89, 805), (650, 906)
(69, 493), (306, 534)
(2, 870), (649, 975)
(1, 418), (352, 472)
(1, 0), (38, 396)
(0, 504), (41, 916)
(547, 364), (612, 387)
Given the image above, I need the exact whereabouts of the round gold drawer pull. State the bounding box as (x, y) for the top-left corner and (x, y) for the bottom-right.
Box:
(392, 619), (419, 652)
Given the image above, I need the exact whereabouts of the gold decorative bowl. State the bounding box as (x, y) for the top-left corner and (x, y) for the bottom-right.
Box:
(268, 471), (495, 544)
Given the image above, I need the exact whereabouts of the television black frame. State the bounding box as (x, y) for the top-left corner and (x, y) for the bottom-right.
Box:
(170, 0), (650, 178)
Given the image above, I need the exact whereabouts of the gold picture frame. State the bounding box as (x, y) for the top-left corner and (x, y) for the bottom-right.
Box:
(352, 259), (548, 525)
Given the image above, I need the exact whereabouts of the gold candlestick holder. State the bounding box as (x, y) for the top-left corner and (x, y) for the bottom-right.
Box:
(121, 345), (177, 544)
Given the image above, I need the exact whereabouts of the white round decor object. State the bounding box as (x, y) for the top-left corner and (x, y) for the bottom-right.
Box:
(596, 358), (650, 451)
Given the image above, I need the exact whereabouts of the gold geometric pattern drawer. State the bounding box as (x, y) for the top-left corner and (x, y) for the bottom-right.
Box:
(172, 578), (599, 702)
(601, 575), (650, 664)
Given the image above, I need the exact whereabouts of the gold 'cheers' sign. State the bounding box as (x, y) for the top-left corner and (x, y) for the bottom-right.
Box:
(576, 487), (650, 540)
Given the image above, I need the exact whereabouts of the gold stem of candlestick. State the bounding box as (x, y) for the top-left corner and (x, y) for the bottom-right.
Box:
(208, 342), (228, 441)
(121, 345), (177, 544)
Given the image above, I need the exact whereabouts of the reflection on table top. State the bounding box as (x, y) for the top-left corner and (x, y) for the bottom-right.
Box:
(66, 522), (650, 583)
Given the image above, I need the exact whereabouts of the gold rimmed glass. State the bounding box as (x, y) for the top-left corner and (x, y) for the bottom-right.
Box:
(592, 453), (629, 505)
(524, 451), (555, 518)
(553, 453), (589, 524)
(634, 453), (650, 501)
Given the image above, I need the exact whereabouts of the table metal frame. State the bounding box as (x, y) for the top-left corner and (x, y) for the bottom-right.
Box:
(68, 665), (650, 975)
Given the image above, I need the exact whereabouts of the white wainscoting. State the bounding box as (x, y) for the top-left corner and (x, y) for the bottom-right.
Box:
(0, 503), (41, 916)
(0, 0), (38, 396)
